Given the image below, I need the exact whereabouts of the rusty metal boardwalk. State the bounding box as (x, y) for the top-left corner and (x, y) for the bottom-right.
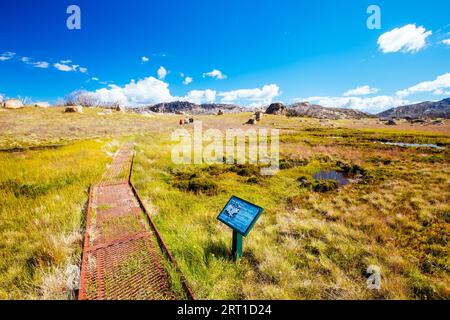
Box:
(79, 144), (182, 300)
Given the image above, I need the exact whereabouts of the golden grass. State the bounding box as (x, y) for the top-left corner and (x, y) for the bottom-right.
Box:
(0, 140), (111, 299)
(0, 108), (448, 299)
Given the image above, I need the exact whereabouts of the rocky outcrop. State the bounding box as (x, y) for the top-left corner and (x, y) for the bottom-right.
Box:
(34, 102), (50, 108)
(65, 105), (83, 113)
(378, 98), (450, 119)
(147, 101), (242, 115)
(115, 105), (125, 112)
(385, 120), (397, 125)
(2, 99), (24, 109)
(255, 111), (263, 121)
(265, 103), (287, 115)
(287, 102), (371, 119)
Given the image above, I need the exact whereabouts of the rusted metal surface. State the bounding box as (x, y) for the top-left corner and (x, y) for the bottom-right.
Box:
(130, 182), (195, 300)
(78, 144), (186, 300)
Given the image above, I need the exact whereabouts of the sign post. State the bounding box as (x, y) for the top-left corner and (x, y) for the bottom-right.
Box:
(232, 230), (243, 260)
(217, 196), (264, 261)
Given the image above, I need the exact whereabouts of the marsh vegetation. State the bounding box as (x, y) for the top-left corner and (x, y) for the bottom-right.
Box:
(0, 107), (448, 299)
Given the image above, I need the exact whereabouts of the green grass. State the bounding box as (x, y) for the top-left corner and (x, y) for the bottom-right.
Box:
(0, 140), (111, 299)
(1, 108), (448, 300)
(131, 125), (450, 300)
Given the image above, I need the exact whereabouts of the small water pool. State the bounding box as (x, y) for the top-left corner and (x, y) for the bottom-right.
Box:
(381, 142), (445, 150)
(313, 170), (350, 186)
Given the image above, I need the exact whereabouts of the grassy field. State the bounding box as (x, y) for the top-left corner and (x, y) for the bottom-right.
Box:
(0, 106), (449, 299)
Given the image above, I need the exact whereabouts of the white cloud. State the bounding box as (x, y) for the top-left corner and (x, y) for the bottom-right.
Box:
(218, 84), (280, 105)
(442, 39), (450, 45)
(33, 61), (49, 69)
(53, 61), (87, 73)
(77, 75), (280, 108)
(54, 62), (77, 72)
(303, 95), (410, 114)
(203, 69), (227, 80)
(81, 76), (173, 106)
(343, 85), (379, 97)
(377, 24), (432, 53)
(0, 52), (16, 61)
(142, 56), (149, 63)
(396, 73), (450, 97)
(91, 77), (99, 81)
(21, 56), (50, 69)
(157, 66), (167, 80)
(183, 76), (193, 85)
(181, 89), (216, 104)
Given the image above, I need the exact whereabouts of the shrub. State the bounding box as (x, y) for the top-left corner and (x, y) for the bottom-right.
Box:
(297, 176), (313, 189)
(228, 164), (260, 177)
(246, 177), (259, 184)
(279, 158), (309, 170)
(367, 156), (392, 165)
(174, 177), (219, 196)
(312, 180), (339, 192)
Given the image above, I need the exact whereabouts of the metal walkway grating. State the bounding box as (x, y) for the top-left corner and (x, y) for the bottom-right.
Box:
(79, 143), (179, 300)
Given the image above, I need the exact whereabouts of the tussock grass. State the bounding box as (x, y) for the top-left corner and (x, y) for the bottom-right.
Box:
(131, 124), (449, 300)
(1, 109), (448, 300)
(0, 140), (110, 299)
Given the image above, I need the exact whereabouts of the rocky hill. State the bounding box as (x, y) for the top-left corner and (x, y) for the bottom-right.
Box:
(146, 101), (243, 114)
(266, 102), (371, 119)
(378, 98), (450, 119)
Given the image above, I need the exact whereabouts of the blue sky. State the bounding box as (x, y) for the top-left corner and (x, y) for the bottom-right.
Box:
(0, 0), (449, 113)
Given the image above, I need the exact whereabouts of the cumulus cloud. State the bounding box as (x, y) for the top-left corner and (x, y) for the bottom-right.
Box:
(157, 66), (168, 80)
(343, 85), (379, 97)
(79, 76), (173, 106)
(396, 73), (450, 97)
(183, 76), (193, 85)
(142, 56), (149, 63)
(0, 52), (16, 61)
(218, 84), (280, 105)
(74, 75), (280, 107)
(377, 24), (432, 53)
(303, 95), (409, 114)
(442, 39), (450, 45)
(79, 67), (88, 74)
(91, 77), (99, 81)
(180, 89), (216, 104)
(203, 69), (227, 80)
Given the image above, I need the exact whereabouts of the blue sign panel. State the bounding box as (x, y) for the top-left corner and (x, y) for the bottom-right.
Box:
(217, 196), (263, 236)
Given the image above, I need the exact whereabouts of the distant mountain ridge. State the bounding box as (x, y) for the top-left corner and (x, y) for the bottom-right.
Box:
(146, 101), (243, 114)
(287, 102), (372, 119)
(142, 100), (372, 119)
(139, 98), (450, 120)
(378, 98), (450, 119)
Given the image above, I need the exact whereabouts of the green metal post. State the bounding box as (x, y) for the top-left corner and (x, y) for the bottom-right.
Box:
(232, 230), (243, 260)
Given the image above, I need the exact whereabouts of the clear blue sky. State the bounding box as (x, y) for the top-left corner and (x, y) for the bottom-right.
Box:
(0, 0), (449, 113)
